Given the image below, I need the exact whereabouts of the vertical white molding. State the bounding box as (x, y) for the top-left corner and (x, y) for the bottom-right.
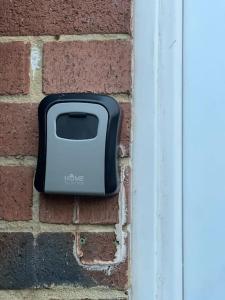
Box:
(132, 0), (158, 298)
(155, 0), (183, 299)
(132, 0), (183, 299)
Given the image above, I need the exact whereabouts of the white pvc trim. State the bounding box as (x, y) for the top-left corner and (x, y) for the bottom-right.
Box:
(132, 0), (158, 298)
(155, 0), (183, 299)
(132, 0), (183, 299)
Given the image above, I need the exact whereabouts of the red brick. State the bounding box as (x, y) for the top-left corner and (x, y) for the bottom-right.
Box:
(39, 194), (74, 224)
(75, 166), (131, 225)
(0, 0), (131, 36)
(89, 258), (128, 290)
(43, 40), (131, 94)
(123, 166), (131, 224)
(0, 166), (33, 221)
(77, 232), (117, 264)
(75, 196), (119, 225)
(120, 103), (131, 157)
(0, 42), (30, 95)
(0, 103), (38, 156)
(76, 233), (129, 290)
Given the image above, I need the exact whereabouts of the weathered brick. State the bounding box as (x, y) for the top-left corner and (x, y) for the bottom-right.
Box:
(0, 42), (30, 95)
(34, 233), (93, 287)
(120, 103), (131, 157)
(77, 232), (117, 263)
(123, 166), (131, 225)
(0, 166), (33, 221)
(89, 258), (128, 290)
(75, 166), (131, 225)
(75, 196), (119, 225)
(0, 232), (128, 289)
(39, 194), (74, 224)
(0, 233), (34, 289)
(43, 41), (131, 94)
(0, 233), (93, 289)
(0, 103), (38, 156)
(0, 0), (131, 36)
(83, 234), (129, 290)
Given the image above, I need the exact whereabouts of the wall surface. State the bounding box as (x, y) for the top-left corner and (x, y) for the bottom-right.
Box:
(0, 1), (132, 299)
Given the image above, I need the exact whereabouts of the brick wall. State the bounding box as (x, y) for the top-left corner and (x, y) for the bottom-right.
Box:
(0, 1), (132, 300)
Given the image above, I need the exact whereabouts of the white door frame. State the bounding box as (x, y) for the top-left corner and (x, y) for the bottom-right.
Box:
(132, 0), (183, 299)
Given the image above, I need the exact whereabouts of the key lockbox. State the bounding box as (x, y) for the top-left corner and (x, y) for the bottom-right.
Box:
(34, 93), (121, 196)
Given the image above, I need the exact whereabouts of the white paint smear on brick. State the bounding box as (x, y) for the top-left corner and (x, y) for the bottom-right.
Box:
(31, 46), (41, 79)
(73, 167), (128, 275)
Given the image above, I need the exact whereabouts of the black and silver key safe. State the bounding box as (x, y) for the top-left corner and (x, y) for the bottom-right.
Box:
(34, 93), (121, 196)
